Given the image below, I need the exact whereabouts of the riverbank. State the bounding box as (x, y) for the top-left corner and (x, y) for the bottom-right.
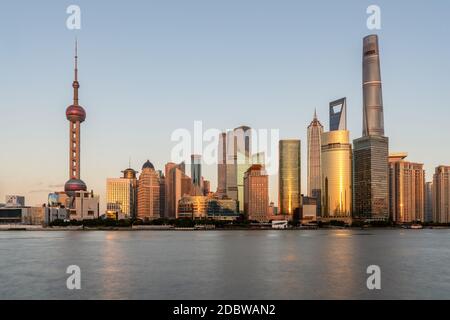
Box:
(1, 224), (449, 231)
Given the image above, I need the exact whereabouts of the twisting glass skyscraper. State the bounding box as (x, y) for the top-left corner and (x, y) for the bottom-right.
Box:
(307, 110), (323, 216)
(353, 34), (389, 220)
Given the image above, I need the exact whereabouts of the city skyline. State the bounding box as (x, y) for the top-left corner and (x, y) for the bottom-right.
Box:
(1, 1), (450, 211)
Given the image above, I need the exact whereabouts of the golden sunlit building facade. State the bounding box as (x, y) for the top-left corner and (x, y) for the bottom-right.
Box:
(278, 140), (301, 219)
(137, 160), (160, 221)
(388, 153), (425, 223)
(106, 168), (138, 218)
(432, 165), (450, 223)
(321, 130), (352, 219)
(244, 164), (269, 222)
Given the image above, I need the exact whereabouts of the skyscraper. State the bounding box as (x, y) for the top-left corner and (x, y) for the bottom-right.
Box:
(321, 102), (352, 220)
(226, 126), (252, 212)
(425, 182), (433, 223)
(432, 166), (450, 223)
(278, 140), (301, 219)
(329, 98), (347, 131)
(244, 164), (269, 222)
(137, 160), (160, 221)
(106, 168), (138, 218)
(165, 162), (192, 218)
(157, 170), (166, 217)
(217, 132), (227, 197)
(191, 154), (202, 187)
(353, 34), (389, 220)
(388, 153), (425, 223)
(64, 40), (87, 197)
(307, 109), (323, 216)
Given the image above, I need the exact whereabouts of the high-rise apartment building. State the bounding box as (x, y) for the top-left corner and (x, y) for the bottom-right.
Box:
(244, 164), (269, 222)
(432, 166), (450, 223)
(279, 140), (301, 219)
(388, 153), (425, 223)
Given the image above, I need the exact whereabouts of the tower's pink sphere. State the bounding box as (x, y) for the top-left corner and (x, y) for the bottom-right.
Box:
(66, 105), (86, 122)
(65, 178), (87, 197)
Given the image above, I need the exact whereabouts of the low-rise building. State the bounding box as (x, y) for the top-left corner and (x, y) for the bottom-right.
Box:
(301, 196), (317, 223)
(44, 207), (69, 224)
(22, 206), (46, 225)
(66, 190), (100, 221)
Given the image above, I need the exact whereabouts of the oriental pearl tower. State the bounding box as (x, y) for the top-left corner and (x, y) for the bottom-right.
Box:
(64, 40), (87, 197)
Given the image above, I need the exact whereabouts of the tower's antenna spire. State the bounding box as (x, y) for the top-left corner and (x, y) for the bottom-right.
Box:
(75, 38), (78, 81)
(314, 108), (317, 120)
(73, 38), (80, 106)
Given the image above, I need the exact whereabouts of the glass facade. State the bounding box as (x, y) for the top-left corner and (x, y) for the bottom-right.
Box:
(307, 112), (323, 216)
(321, 130), (352, 218)
(278, 140), (301, 217)
(353, 135), (389, 219)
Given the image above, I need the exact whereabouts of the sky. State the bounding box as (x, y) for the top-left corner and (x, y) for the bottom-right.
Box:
(1, 0), (450, 211)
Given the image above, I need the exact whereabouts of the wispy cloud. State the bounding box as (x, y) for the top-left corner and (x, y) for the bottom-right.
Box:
(47, 184), (64, 189)
(29, 189), (53, 194)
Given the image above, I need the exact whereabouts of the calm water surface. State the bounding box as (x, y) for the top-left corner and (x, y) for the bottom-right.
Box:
(0, 230), (449, 299)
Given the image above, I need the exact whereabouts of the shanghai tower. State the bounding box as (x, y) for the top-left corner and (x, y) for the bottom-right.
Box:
(362, 35), (384, 137)
(353, 35), (389, 220)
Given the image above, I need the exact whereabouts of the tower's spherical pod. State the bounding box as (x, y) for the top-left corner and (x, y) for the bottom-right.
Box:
(64, 178), (87, 197)
(66, 104), (86, 122)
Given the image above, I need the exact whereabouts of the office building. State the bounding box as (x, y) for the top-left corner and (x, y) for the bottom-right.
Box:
(425, 182), (433, 223)
(137, 160), (160, 221)
(279, 139), (301, 219)
(158, 170), (166, 217)
(321, 131), (352, 220)
(307, 110), (323, 216)
(353, 34), (389, 220)
(106, 167), (138, 219)
(165, 162), (192, 218)
(329, 98), (347, 131)
(225, 126), (252, 212)
(217, 132), (227, 197)
(191, 154), (202, 187)
(244, 164), (269, 222)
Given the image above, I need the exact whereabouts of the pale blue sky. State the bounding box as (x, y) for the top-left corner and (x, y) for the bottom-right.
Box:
(1, 0), (449, 209)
